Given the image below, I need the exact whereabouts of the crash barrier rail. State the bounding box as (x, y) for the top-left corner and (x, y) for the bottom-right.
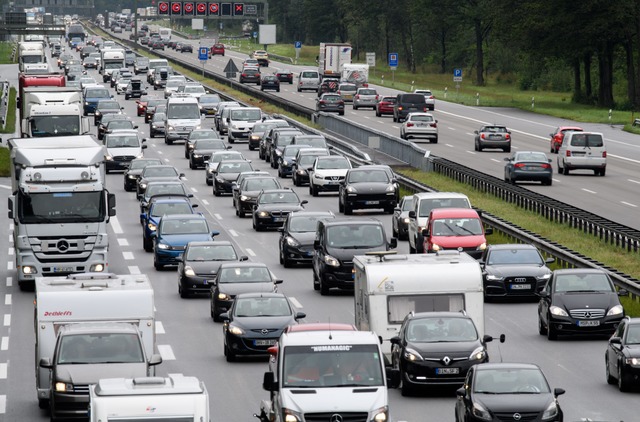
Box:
(633, 118), (640, 127)
(0, 81), (9, 126)
(86, 23), (640, 300)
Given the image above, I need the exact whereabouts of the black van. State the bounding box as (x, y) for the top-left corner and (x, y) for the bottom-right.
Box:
(393, 93), (428, 122)
(153, 67), (170, 90)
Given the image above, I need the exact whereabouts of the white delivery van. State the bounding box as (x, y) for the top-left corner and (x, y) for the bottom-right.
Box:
(557, 131), (607, 176)
(226, 106), (262, 143)
(89, 375), (209, 422)
(164, 96), (202, 144)
(353, 251), (485, 356)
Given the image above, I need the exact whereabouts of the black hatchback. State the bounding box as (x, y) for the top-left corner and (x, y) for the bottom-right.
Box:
(240, 68), (261, 85)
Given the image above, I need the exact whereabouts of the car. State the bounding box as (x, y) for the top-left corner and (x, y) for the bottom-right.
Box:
(298, 70), (323, 93)
(390, 311), (501, 396)
(152, 67), (172, 90)
(140, 196), (199, 252)
(214, 101), (241, 133)
(455, 363), (565, 422)
(178, 43), (193, 53)
(147, 112), (166, 138)
(336, 83), (357, 102)
(124, 78), (146, 100)
(277, 144), (312, 178)
(177, 241), (247, 298)
(134, 57), (150, 74)
(97, 114), (131, 140)
(115, 75), (133, 95)
(400, 112), (438, 143)
(144, 98), (167, 123)
(212, 159), (254, 196)
(104, 130), (147, 173)
(252, 189), (308, 231)
(557, 131), (607, 176)
(243, 58), (260, 68)
(274, 69), (293, 84)
(338, 166), (398, 214)
(231, 171), (270, 209)
(94, 99), (123, 125)
(221, 292), (305, 361)
(136, 165), (185, 199)
(421, 207), (492, 258)
(103, 119), (138, 139)
(239, 68), (261, 85)
(413, 89), (436, 110)
(260, 75), (280, 92)
(176, 83), (206, 99)
(150, 39), (165, 50)
(550, 126), (583, 153)
(309, 155), (352, 196)
(537, 268), (627, 340)
(189, 139), (230, 169)
(209, 43), (225, 57)
(503, 151), (553, 185)
(167, 40), (178, 49)
(291, 148), (331, 187)
(139, 36), (150, 45)
(605, 317), (640, 391)
(83, 85), (112, 116)
(352, 88), (379, 110)
(392, 195), (413, 240)
(163, 78), (183, 99)
(249, 120), (289, 151)
(278, 211), (335, 267)
(112, 25), (123, 33)
(82, 56), (98, 69)
(210, 262), (282, 321)
(139, 181), (193, 216)
(474, 125), (512, 152)
(125, 51), (136, 67)
(184, 128), (221, 159)
(199, 93), (221, 116)
(393, 93), (428, 122)
(123, 158), (164, 192)
(234, 176), (282, 218)
(152, 214), (219, 270)
(262, 128), (302, 162)
(315, 93), (345, 115)
(252, 50), (269, 66)
(268, 130), (304, 167)
(110, 68), (130, 88)
(78, 76), (98, 89)
(480, 244), (554, 300)
(205, 151), (247, 185)
(291, 134), (328, 149)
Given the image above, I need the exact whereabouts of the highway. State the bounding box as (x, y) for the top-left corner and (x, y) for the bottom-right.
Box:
(0, 30), (636, 421)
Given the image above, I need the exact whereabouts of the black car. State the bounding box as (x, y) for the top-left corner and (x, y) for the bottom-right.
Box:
(338, 166), (398, 215)
(144, 98), (166, 123)
(312, 218), (397, 295)
(537, 268), (627, 340)
(221, 293), (305, 361)
(184, 129), (221, 159)
(149, 112), (167, 138)
(97, 114), (131, 140)
(291, 148), (331, 187)
(260, 75), (280, 92)
(212, 160), (254, 196)
(390, 312), (501, 396)
(269, 130), (303, 168)
(455, 363), (565, 422)
(274, 70), (294, 84)
(123, 158), (163, 192)
(205, 151), (247, 186)
(480, 244), (554, 300)
(278, 211), (334, 267)
(210, 262), (282, 322)
(264, 129), (302, 163)
(234, 176), (282, 218)
(392, 195), (413, 240)
(124, 78), (145, 100)
(94, 100), (123, 125)
(316, 93), (345, 115)
(137, 165), (185, 199)
(177, 241), (247, 298)
(139, 181), (192, 216)
(252, 189), (308, 231)
(605, 316), (640, 391)
(239, 68), (261, 85)
(250, 121), (289, 152)
(178, 43), (193, 53)
(277, 145), (311, 178)
(189, 139), (230, 169)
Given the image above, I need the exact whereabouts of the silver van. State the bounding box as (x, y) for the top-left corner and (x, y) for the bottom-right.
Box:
(557, 131), (606, 176)
(297, 69), (321, 92)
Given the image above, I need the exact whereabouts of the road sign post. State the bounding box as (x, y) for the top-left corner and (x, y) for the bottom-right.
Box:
(389, 53), (398, 85)
(294, 41), (302, 63)
(198, 46), (208, 76)
(453, 68), (462, 99)
(366, 52), (375, 77)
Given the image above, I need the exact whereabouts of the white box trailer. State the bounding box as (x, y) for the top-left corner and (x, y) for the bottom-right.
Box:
(353, 251), (485, 356)
(20, 87), (90, 137)
(89, 375), (209, 422)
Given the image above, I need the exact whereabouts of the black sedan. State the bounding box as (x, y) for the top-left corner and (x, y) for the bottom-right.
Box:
(504, 151), (553, 186)
(338, 166), (398, 215)
(480, 244), (554, 300)
(455, 363), (565, 422)
(184, 128), (221, 159)
(189, 139), (230, 169)
(278, 211), (335, 267)
(136, 165), (185, 199)
(221, 292), (305, 361)
(205, 151), (247, 185)
(235, 176), (282, 218)
(260, 75), (280, 92)
(210, 262), (282, 322)
(177, 241), (248, 298)
(537, 268), (627, 340)
(316, 93), (345, 115)
(212, 160), (254, 196)
(97, 114), (130, 140)
(252, 189), (308, 231)
(274, 69), (294, 84)
(239, 68), (261, 85)
(392, 195), (413, 240)
(178, 42), (193, 53)
(605, 316), (640, 391)
(123, 158), (163, 192)
(94, 100), (123, 126)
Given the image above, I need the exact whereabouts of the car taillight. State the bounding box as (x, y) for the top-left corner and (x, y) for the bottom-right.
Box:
(337, 91), (341, 95)
(541, 163), (551, 169)
(407, 123), (414, 127)
(319, 100), (326, 104)
(430, 123), (437, 128)
(481, 134), (486, 139)
(375, 95), (379, 100)
(398, 106), (404, 110)
(242, 73), (247, 77)
(514, 163), (526, 168)
(422, 107), (427, 112)
(505, 134), (511, 139)
(429, 95), (434, 99)
(363, 83), (369, 87)
(565, 151), (572, 156)
(602, 151), (607, 158)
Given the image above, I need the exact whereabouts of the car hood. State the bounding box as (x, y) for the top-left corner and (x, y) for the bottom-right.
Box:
(348, 182), (392, 193)
(257, 204), (304, 212)
(281, 386), (386, 414)
(193, 148), (223, 155)
(625, 345), (640, 357)
(188, 260), (226, 275)
(409, 340), (481, 356)
(55, 362), (148, 384)
(327, 244), (388, 261)
(553, 292), (620, 311)
(289, 231), (316, 247)
(314, 169), (349, 177)
(217, 281), (275, 296)
(485, 265), (550, 278)
(159, 233), (212, 246)
(166, 119), (201, 127)
(141, 176), (180, 183)
(216, 172), (242, 181)
(476, 393), (553, 413)
(430, 234), (486, 248)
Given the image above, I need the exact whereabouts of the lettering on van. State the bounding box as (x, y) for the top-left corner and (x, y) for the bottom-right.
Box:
(311, 345), (352, 352)
(43, 311), (72, 317)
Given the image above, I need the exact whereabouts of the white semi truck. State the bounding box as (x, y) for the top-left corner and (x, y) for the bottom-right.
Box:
(7, 136), (116, 289)
(18, 41), (46, 72)
(318, 42), (352, 79)
(35, 273), (161, 420)
(100, 48), (126, 82)
(20, 87), (90, 137)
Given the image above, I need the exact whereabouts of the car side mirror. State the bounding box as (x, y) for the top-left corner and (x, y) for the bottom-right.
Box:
(554, 388), (565, 397)
(192, 204), (199, 208)
(389, 336), (401, 345)
(301, 200), (308, 206)
(503, 157), (510, 162)
(142, 145), (148, 149)
(263, 371), (277, 392)
(149, 354), (163, 366)
(484, 227), (493, 235)
(609, 337), (622, 345)
(39, 357), (53, 369)
(219, 312), (230, 322)
(274, 279), (283, 285)
(545, 257), (555, 264)
(389, 238), (397, 249)
(179, 173), (185, 178)
(294, 311), (306, 321)
(618, 289), (629, 296)
(456, 387), (466, 398)
(408, 210), (416, 219)
(239, 255), (249, 261)
(211, 231), (220, 237)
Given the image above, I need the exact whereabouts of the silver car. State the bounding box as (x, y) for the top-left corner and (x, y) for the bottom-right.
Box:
(414, 89), (435, 110)
(352, 88), (379, 110)
(337, 83), (357, 102)
(400, 112), (438, 143)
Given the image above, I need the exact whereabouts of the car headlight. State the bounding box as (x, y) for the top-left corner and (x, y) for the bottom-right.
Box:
(193, 154), (202, 158)
(346, 186), (357, 193)
(314, 173), (323, 179)
(286, 236), (300, 247)
(139, 182), (147, 189)
(127, 174), (136, 180)
(323, 255), (340, 267)
(541, 400), (559, 420)
(147, 222), (157, 232)
(607, 305), (624, 316)
(282, 159), (289, 166)
(624, 357), (640, 366)
(275, 149), (282, 156)
(105, 155), (113, 161)
(195, 124), (202, 130)
(240, 195), (249, 201)
(372, 406), (388, 422)
(469, 346), (486, 361)
(152, 124), (160, 128)
(297, 169), (306, 175)
(55, 382), (73, 392)
(537, 273), (552, 281)
(217, 292), (229, 300)
(471, 402), (491, 421)
(549, 305), (568, 317)
(157, 242), (170, 250)
(403, 347), (423, 362)
(184, 266), (195, 276)
(167, 125), (175, 131)
(431, 243), (441, 251)
(477, 243), (487, 250)
(402, 217), (410, 224)
(282, 409), (302, 422)
(228, 325), (244, 335)
(258, 211), (270, 218)
(136, 152), (144, 159)
(250, 135), (260, 141)
(96, 111), (102, 116)
(386, 185), (395, 192)
(485, 275), (504, 281)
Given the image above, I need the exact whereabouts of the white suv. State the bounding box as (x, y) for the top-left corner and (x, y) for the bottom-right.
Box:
(309, 155), (352, 196)
(557, 131), (607, 176)
(414, 89), (435, 110)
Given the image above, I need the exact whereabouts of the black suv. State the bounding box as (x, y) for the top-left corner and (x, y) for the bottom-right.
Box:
(393, 93), (428, 123)
(312, 218), (396, 295)
(338, 166), (398, 215)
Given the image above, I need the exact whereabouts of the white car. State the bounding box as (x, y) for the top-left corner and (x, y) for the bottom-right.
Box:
(116, 77), (132, 94)
(309, 155), (352, 197)
(176, 83), (206, 99)
(164, 79), (183, 98)
(413, 89), (435, 110)
(400, 112), (438, 143)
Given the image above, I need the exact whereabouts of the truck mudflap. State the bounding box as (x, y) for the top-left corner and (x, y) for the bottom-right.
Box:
(253, 400), (273, 422)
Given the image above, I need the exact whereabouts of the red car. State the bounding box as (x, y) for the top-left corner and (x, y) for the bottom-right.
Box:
(549, 126), (583, 153)
(209, 43), (225, 57)
(376, 96), (397, 117)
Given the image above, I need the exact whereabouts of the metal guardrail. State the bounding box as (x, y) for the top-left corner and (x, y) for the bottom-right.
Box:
(0, 81), (9, 127)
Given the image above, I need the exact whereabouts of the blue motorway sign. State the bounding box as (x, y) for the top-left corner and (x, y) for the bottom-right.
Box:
(389, 52), (398, 68)
(294, 41), (302, 49)
(198, 46), (208, 61)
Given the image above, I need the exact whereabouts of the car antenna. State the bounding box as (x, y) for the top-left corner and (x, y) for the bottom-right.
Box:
(328, 317), (332, 340)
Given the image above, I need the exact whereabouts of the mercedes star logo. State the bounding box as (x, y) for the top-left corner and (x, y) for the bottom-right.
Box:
(442, 356), (451, 365)
(513, 413), (522, 421)
(330, 414), (343, 422)
(585, 312), (592, 319)
(57, 240), (70, 252)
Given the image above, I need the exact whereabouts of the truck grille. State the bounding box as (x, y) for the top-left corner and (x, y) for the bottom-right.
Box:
(304, 413), (368, 422)
(569, 309), (605, 319)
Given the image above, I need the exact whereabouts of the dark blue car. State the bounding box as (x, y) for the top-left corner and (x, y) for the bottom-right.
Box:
(140, 196), (199, 252)
(152, 214), (219, 270)
(83, 86), (112, 116)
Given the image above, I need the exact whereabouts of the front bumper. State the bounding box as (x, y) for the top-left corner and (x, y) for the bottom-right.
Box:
(50, 389), (89, 420)
(179, 274), (214, 295)
(319, 263), (355, 289)
(254, 214), (288, 229)
(154, 247), (185, 265)
(225, 332), (278, 355)
(106, 157), (134, 171)
(213, 179), (233, 193)
(484, 277), (547, 298)
(402, 357), (478, 387)
(282, 243), (314, 264)
(548, 315), (623, 336)
(344, 194), (396, 211)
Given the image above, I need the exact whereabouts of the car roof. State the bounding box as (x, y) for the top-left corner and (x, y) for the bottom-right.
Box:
(475, 362), (542, 371)
(187, 240), (232, 247)
(161, 213), (206, 221)
(219, 261), (268, 269)
(553, 268), (607, 276)
(288, 211), (334, 219)
(486, 243), (538, 251)
(235, 292), (286, 300)
(410, 311), (472, 320)
(285, 323), (356, 333)
(321, 217), (383, 227)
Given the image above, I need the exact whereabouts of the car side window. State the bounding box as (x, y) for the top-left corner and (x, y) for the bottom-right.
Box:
(614, 320), (626, 339)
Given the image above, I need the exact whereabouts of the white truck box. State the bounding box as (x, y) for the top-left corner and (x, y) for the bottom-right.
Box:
(100, 49), (126, 82)
(89, 375), (209, 422)
(319, 42), (352, 78)
(341, 63), (369, 88)
(353, 251), (485, 356)
(19, 42), (46, 72)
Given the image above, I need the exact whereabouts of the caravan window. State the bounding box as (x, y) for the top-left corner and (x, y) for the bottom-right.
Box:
(387, 294), (465, 324)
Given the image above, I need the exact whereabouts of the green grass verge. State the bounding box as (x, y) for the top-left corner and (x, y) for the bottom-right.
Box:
(0, 87), (17, 134)
(0, 42), (17, 64)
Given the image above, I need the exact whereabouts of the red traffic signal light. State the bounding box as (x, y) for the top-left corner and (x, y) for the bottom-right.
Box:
(208, 2), (219, 15)
(158, 1), (170, 15)
(233, 2), (244, 16)
(170, 1), (182, 15)
(196, 2), (207, 15)
(183, 2), (195, 15)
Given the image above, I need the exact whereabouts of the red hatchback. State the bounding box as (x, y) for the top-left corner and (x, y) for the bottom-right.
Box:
(209, 43), (225, 57)
(549, 126), (583, 153)
(376, 96), (397, 117)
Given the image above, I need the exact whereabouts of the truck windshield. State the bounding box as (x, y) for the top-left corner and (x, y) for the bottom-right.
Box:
(104, 62), (122, 70)
(56, 333), (144, 364)
(20, 55), (43, 64)
(282, 344), (384, 388)
(18, 191), (105, 223)
(167, 104), (200, 119)
(30, 116), (80, 137)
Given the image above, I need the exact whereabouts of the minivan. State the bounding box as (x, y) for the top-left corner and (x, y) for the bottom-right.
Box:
(421, 208), (492, 259)
(297, 70), (321, 92)
(164, 97), (202, 144)
(393, 93), (428, 122)
(557, 131), (606, 176)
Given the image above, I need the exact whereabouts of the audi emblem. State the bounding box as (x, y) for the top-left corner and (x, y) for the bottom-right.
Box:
(514, 277), (526, 283)
(330, 414), (343, 422)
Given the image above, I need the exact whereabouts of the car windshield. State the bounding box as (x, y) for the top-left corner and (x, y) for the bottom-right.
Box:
(190, 130), (218, 140)
(130, 159), (162, 170)
(143, 167), (178, 178)
(244, 179), (279, 191)
(150, 202), (192, 217)
(107, 121), (134, 130)
(553, 273), (614, 293)
(347, 170), (389, 183)
(401, 198), (414, 211)
(219, 162), (252, 173)
(98, 101), (120, 111)
(487, 249), (544, 265)
(219, 266), (271, 283)
(626, 325), (640, 344)
(187, 245), (237, 261)
(431, 218), (483, 236)
(230, 109), (262, 121)
(299, 155), (323, 166)
(195, 140), (226, 149)
(474, 368), (550, 394)
(147, 99), (165, 108)
(166, 80), (182, 88)
(418, 198), (470, 218)
(289, 215), (326, 233)
(211, 153), (241, 163)
(200, 95), (220, 104)
(316, 157), (349, 170)
(57, 333), (144, 365)
(146, 184), (186, 197)
(234, 297), (291, 317)
(283, 146), (308, 157)
(160, 218), (208, 235)
(296, 138), (326, 148)
(86, 88), (110, 98)
(407, 317), (478, 343)
(259, 192), (299, 204)
(106, 135), (140, 148)
(327, 225), (384, 248)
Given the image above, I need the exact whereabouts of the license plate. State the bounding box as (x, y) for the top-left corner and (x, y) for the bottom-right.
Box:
(254, 339), (276, 346)
(436, 368), (460, 375)
(510, 284), (531, 290)
(578, 320), (600, 327)
(53, 267), (74, 273)
(273, 217), (284, 222)
(365, 200), (380, 205)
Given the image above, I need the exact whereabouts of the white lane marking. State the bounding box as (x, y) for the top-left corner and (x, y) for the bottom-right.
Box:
(628, 179), (640, 185)
(7, 235), (11, 243)
(445, 144), (455, 148)
(201, 199), (210, 206)
(5, 278), (11, 288)
(0, 363), (6, 379)
(6, 262), (12, 271)
(156, 321), (166, 334)
(157, 150), (163, 155)
(157, 344), (176, 360)
(123, 252), (135, 260)
(490, 158), (501, 163)
(0, 395), (5, 413)
(289, 297), (303, 309)
(466, 150), (477, 155)
(191, 187), (198, 193)
(3, 315), (10, 327)
(0, 184), (10, 189)
(621, 201), (638, 208)
(4, 295), (10, 306)
(448, 127), (456, 130)
(129, 266), (141, 275)
(582, 188), (597, 194)
(110, 216), (123, 234)
(118, 238), (129, 246)
(8, 248), (13, 256)
(466, 132), (475, 136)
(214, 213), (223, 220)
(246, 248), (256, 257)
(0, 337), (8, 351)
(229, 229), (238, 237)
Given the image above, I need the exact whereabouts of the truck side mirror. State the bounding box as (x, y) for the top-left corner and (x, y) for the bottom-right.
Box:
(313, 239), (320, 249)
(148, 354), (162, 366)
(108, 193), (116, 216)
(8, 197), (13, 220)
(262, 372), (277, 392)
(239, 256), (249, 261)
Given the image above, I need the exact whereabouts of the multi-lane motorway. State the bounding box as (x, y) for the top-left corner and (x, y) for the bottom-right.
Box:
(0, 28), (637, 421)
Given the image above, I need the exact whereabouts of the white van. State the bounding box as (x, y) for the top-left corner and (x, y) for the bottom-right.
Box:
(226, 106), (262, 143)
(297, 69), (321, 92)
(557, 131), (606, 176)
(164, 96), (202, 144)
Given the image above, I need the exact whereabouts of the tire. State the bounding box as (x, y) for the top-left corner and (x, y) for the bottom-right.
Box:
(400, 372), (415, 397)
(344, 202), (353, 215)
(283, 253), (292, 268)
(393, 115), (397, 123)
(546, 317), (557, 340)
(431, 137), (438, 144)
(153, 257), (164, 271)
(392, 225), (398, 239)
(474, 142), (479, 152)
(38, 398), (49, 410)
(415, 236), (425, 254)
(143, 236), (153, 252)
(179, 283), (188, 298)
(599, 168), (606, 176)
(562, 166), (569, 175)
(293, 174), (299, 186)
(618, 366), (629, 392)
(313, 270), (320, 291)
(189, 160), (195, 170)
(319, 274), (329, 296)
(213, 185), (220, 196)
(206, 178), (212, 186)
(311, 184), (319, 197)
(538, 316), (547, 335)
(225, 344), (236, 362)
(605, 357), (616, 385)
(353, 105), (358, 110)
(409, 242), (416, 254)
(339, 111), (344, 116)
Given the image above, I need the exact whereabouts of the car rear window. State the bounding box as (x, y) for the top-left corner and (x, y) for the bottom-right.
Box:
(359, 89), (376, 95)
(399, 94), (427, 104)
(570, 133), (603, 147)
(302, 72), (318, 78)
(339, 85), (357, 92)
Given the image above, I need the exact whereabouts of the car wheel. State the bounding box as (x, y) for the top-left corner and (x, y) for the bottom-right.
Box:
(544, 178), (552, 186)
(313, 270), (320, 291)
(344, 202), (353, 215)
(393, 115), (397, 123)
(189, 160), (195, 170)
(618, 365), (629, 392)
(283, 252), (292, 268)
(353, 105), (358, 110)
(319, 275), (329, 296)
(400, 372), (415, 397)
(297, 87), (301, 92)
(338, 198), (344, 213)
(143, 236), (153, 252)
(599, 168), (606, 176)
(212, 310), (221, 322)
(213, 185), (220, 196)
(179, 283), (188, 298)
(557, 161), (563, 174)
(431, 137), (438, 144)
(538, 315), (547, 335)
(504, 147), (511, 153)
(474, 142), (479, 152)
(546, 317), (557, 340)
(225, 344), (236, 362)
(311, 184), (319, 197)
(153, 256), (164, 271)
(562, 165), (569, 175)
(605, 356), (616, 385)
(292, 174), (299, 186)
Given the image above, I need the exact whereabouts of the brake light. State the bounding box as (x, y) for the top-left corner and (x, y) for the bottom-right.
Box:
(337, 91), (341, 95)
(481, 134), (486, 139)
(407, 123), (414, 127)
(541, 163), (551, 169)
(505, 134), (511, 140)
(514, 163), (526, 168)
(429, 95), (434, 99)
(422, 107), (427, 112)
(363, 83), (369, 87)
(242, 73), (247, 77)
(565, 151), (572, 157)
(319, 100), (326, 105)
(602, 151), (607, 158)
(398, 106), (404, 110)
(430, 123), (437, 128)
(375, 95), (379, 101)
